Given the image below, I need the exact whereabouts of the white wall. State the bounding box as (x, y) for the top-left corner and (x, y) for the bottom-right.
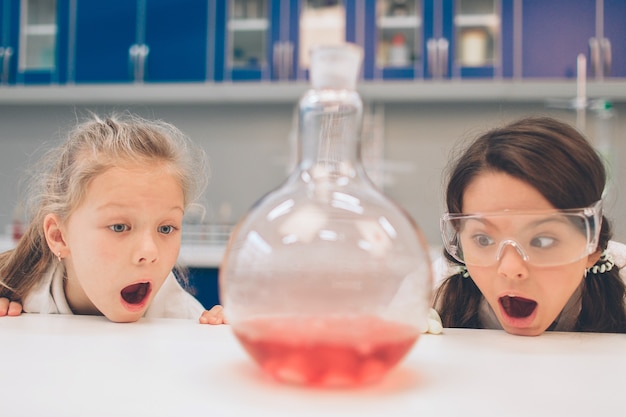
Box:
(0, 101), (623, 246)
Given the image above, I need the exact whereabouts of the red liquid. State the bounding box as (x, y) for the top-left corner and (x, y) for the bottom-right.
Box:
(233, 315), (419, 387)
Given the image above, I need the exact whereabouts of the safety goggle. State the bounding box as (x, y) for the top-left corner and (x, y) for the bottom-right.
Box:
(440, 201), (602, 267)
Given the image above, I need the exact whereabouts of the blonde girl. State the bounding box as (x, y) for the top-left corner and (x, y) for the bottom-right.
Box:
(0, 113), (224, 324)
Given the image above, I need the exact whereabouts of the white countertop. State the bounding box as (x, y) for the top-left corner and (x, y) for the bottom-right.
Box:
(1, 314), (624, 417)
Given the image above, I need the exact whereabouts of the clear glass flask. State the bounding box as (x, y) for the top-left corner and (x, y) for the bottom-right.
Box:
(220, 43), (432, 388)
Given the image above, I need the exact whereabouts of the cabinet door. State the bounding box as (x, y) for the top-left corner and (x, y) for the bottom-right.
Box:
(451, 0), (507, 78)
(0, 0), (18, 85)
(73, 0), (138, 83)
(604, 0), (626, 78)
(0, 0), (69, 85)
(521, 0), (596, 78)
(292, 0), (358, 81)
(214, 0), (279, 81)
(144, 0), (209, 83)
(215, 0), (357, 82)
(366, 0), (505, 81)
(366, 0), (425, 80)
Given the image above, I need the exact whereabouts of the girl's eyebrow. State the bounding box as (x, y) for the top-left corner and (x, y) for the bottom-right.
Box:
(96, 202), (184, 214)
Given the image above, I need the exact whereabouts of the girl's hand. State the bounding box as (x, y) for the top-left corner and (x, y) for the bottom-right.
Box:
(0, 298), (23, 317)
(199, 304), (227, 325)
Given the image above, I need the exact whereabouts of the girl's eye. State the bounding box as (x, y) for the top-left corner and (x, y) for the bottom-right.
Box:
(109, 224), (129, 233)
(530, 236), (556, 249)
(158, 225), (175, 235)
(473, 234), (495, 248)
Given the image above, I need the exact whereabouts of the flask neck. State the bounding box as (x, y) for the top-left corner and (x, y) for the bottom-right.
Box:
(297, 89), (363, 181)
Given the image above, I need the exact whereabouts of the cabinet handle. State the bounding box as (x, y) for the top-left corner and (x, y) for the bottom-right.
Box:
(427, 38), (448, 78)
(588, 37), (601, 78)
(283, 41), (293, 80)
(137, 44), (150, 83)
(601, 38), (611, 77)
(129, 44), (140, 80)
(129, 44), (150, 82)
(273, 41), (291, 81)
(273, 42), (282, 80)
(1, 46), (13, 85)
(426, 38), (438, 77)
(438, 38), (449, 78)
(0, 47), (4, 84)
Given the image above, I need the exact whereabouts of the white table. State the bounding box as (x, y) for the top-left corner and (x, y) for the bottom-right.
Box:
(0, 314), (623, 417)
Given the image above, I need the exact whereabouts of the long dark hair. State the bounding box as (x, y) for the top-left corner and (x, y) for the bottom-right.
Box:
(434, 116), (626, 333)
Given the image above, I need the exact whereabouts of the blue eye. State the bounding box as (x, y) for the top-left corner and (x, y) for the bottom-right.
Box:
(473, 234), (495, 248)
(530, 236), (556, 249)
(159, 225), (175, 235)
(109, 224), (128, 233)
(109, 223), (129, 233)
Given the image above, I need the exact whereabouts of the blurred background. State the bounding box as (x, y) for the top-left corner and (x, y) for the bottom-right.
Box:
(1, 0), (625, 249)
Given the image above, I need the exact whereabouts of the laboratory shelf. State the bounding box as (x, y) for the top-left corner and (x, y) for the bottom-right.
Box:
(1, 80), (625, 105)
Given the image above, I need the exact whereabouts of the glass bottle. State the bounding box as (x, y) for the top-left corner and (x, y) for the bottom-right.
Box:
(220, 43), (432, 388)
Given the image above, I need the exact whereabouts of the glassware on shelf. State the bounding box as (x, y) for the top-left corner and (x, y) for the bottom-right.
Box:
(388, 33), (410, 66)
(220, 43), (432, 388)
(454, 0), (499, 68)
(20, 0), (57, 71)
(376, 0), (420, 69)
(228, 0), (268, 69)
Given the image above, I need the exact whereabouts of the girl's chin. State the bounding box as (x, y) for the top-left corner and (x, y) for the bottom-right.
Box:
(498, 312), (553, 336)
(501, 325), (545, 337)
(103, 309), (144, 323)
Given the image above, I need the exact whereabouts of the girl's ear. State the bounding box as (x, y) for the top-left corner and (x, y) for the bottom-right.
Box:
(586, 250), (602, 268)
(43, 214), (68, 258)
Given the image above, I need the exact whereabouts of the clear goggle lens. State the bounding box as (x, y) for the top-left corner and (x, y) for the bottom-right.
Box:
(440, 201), (602, 267)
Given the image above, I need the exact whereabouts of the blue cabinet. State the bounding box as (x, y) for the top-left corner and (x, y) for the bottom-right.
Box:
(73, 0), (137, 83)
(0, 0), (18, 85)
(602, 0), (626, 78)
(521, 0), (626, 79)
(213, 0), (280, 82)
(4, 1), (624, 89)
(363, 0), (426, 80)
(364, 0), (509, 81)
(185, 267), (221, 309)
(215, 0), (624, 83)
(145, 0), (209, 82)
(74, 0), (209, 83)
(215, 0), (359, 82)
(521, 0), (595, 78)
(0, 0), (69, 85)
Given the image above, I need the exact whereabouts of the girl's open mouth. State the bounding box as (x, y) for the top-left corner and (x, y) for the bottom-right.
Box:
(499, 295), (537, 319)
(121, 282), (151, 310)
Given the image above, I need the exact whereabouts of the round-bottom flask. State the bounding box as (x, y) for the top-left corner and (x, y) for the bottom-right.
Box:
(220, 44), (432, 388)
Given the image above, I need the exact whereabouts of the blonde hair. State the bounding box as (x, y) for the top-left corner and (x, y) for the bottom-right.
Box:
(0, 113), (208, 300)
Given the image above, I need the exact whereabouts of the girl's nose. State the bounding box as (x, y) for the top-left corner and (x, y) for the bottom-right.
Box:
(135, 231), (158, 264)
(496, 241), (529, 279)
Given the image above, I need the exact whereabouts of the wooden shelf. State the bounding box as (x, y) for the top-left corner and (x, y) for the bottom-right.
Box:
(1, 79), (625, 105)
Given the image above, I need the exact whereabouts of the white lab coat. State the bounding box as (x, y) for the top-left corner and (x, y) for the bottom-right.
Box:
(22, 263), (206, 320)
